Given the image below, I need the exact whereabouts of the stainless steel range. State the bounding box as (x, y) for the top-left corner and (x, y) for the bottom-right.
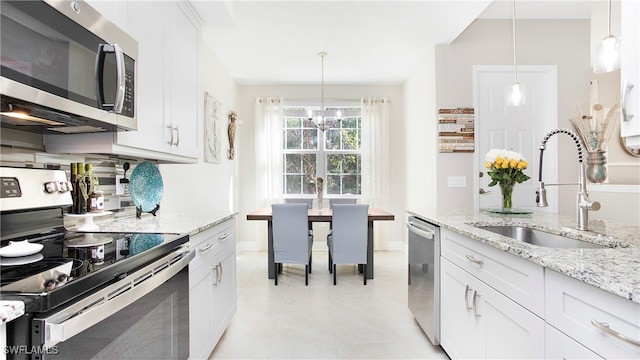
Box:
(0, 167), (193, 360)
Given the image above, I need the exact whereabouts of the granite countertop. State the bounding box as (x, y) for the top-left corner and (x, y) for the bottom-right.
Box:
(0, 301), (25, 324)
(408, 208), (640, 304)
(87, 210), (237, 237)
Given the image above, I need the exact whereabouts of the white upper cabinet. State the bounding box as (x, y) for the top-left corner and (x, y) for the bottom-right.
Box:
(620, 0), (640, 147)
(46, 0), (200, 163)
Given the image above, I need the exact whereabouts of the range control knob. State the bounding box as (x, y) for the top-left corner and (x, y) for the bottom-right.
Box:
(58, 181), (71, 192)
(44, 181), (60, 193)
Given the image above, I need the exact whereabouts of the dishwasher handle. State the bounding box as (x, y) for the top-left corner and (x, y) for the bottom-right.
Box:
(36, 247), (194, 348)
(407, 220), (435, 239)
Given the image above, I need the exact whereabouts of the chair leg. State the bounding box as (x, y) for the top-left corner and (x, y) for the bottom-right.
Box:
(275, 263), (278, 286)
(328, 252), (333, 273)
(309, 251), (312, 273)
(278, 263), (282, 273)
(305, 265), (309, 286)
(363, 264), (367, 285)
(333, 264), (337, 285)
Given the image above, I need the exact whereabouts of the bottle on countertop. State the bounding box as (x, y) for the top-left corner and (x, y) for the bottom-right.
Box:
(69, 162), (77, 213)
(74, 162), (86, 214)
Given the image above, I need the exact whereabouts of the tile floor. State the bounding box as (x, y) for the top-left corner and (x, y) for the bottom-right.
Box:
(209, 250), (449, 359)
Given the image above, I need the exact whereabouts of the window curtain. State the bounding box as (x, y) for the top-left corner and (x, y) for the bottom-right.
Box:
(360, 97), (390, 209)
(254, 97), (284, 206)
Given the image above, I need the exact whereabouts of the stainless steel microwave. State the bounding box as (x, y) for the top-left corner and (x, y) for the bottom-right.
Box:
(0, 0), (138, 134)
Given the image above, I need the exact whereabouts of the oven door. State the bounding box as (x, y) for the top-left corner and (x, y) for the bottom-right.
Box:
(31, 247), (194, 360)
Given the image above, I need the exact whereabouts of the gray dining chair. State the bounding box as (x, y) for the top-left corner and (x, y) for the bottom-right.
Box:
(327, 204), (369, 285)
(272, 203), (313, 286)
(329, 198), (357, 208)
(285, 198), (313, 208)
(285, 198), (313, 235)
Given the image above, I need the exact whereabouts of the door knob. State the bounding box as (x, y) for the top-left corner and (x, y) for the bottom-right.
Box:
(479, 188), (491, 195)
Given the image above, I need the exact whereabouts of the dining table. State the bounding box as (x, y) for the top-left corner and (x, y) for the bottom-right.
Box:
(246, 207), (395, 280)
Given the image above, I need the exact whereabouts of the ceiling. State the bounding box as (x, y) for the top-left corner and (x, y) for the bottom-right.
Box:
(191, 0), (594, 85)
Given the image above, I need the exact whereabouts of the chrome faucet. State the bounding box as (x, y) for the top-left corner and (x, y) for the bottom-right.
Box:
(536, 129), (600, 231)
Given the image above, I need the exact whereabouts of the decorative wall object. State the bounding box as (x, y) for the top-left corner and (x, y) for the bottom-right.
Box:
(438, 108), (475, 152)
(227, 110), (237, 160)
(204, 92), (222, 164)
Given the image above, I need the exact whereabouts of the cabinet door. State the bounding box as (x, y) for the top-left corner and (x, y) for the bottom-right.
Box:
(441, 259), (544, 359)
(166, 1), (199, 158)
(189, 263), (214, 360)
(440, 259), (484, 359)
(482, 275), (545, 359)
(211, 246), (237, 344)
(119, 2), (171, 154)
(620, 0), (640, 145)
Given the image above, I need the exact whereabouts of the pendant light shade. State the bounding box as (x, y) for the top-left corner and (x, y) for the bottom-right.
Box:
(506, 0), (525, 107)
(593, 0), (621, 73)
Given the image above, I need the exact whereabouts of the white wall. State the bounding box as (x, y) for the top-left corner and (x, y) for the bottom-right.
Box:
(159, 37), (239, 214)
(235, 84), (405, 250)
(433, 19), (594, 215)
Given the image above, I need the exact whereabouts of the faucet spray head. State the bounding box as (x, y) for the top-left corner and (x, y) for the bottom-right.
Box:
(535, 182), (548, 207)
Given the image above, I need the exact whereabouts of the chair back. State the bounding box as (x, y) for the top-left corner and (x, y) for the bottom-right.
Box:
(272, 203), (311, 264)
(331, 204), (369, 264)
(285, 198), (313, 209)
(329, 198), (357, 209)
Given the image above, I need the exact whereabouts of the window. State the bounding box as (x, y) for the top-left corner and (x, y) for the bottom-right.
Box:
(282, 105), (361, 196)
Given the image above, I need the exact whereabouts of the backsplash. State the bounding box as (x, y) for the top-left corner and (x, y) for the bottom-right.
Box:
(0, 143), (156, 227)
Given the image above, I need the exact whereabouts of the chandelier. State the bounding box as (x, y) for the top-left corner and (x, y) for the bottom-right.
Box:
(307, 52), (342, 131)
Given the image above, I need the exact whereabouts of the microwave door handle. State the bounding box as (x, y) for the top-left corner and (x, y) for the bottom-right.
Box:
(94, 44), (125, 113)
(112, 44), (126, 113)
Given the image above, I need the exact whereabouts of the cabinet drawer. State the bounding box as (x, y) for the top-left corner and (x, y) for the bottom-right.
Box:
(545, 269), (640, 359)
(441, 228), (544, 316)
(189, 220), (235, 272)
(545, 324), (602, 359)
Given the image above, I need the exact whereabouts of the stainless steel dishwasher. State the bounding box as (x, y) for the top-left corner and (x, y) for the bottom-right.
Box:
(407, 215), (440, 345)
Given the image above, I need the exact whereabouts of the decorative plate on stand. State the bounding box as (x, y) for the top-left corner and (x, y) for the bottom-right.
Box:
(129, 162), (163, 217)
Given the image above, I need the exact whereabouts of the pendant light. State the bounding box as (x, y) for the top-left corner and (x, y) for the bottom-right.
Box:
(593, 0), (621, 73)
(506, 0), (525, 107)
(307, 52), (342, 131)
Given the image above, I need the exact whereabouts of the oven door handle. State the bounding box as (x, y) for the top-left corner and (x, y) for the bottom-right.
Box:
(35, 247), (194, 348)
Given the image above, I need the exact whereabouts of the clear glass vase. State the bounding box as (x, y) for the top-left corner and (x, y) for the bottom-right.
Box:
(499, 180), (515, 210)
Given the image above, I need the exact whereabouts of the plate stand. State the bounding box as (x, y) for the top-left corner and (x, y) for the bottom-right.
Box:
(136, 204), (160, 219)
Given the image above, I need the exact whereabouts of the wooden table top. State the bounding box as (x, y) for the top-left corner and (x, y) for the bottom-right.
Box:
(246, 207), (395, 222)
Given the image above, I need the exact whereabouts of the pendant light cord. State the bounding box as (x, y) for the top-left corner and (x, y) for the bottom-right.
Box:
(512, 0), (518, 83)
(607, 0), (612, 36)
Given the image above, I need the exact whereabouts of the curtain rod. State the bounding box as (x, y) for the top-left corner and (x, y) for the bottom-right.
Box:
(283, 98), (392, 103)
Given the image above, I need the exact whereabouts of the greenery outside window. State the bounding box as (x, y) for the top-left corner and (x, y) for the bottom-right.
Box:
(283, 105), (361, 196)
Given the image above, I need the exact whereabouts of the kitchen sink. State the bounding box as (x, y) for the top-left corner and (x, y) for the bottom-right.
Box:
(475, 225), (608, 249)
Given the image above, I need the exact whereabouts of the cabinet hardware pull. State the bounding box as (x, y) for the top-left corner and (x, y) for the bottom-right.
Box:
(199, 243), (213, 252)
(218, 232), (230, 241)
(466, 254), (484, 265)
(217, 262), (223, 284)
(465, 285), (473, 311)
(173, 125), (180, 146)
(210, 266), (217, 285)
(166, 125), (174, 145)
(622, 79), (635, 122)
(591, 319), (640, 346)
(472, 290), (481, 318)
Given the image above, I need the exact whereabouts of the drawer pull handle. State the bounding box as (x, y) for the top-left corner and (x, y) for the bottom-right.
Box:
(472, 290), (481, 318)
(464, 285), (473, 311)
(218, 232), (230, 241)
(199, 243), (213, 252)
(591, 319), (640, 346)
(465, 254), (484, 265)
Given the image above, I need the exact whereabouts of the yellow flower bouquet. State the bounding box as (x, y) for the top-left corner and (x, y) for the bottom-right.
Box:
(484, 149), (531, 209)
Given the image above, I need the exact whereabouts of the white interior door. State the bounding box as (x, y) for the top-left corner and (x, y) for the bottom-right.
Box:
(474, 66), (558, 212)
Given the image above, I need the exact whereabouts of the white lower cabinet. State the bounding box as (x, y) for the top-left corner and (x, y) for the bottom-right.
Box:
(439, 228), (640, 360)
(441, 258), (544, 359)
(545, 324), (602, 360)
(189, 218), (236, 360)
(545, 269), (640, 359)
